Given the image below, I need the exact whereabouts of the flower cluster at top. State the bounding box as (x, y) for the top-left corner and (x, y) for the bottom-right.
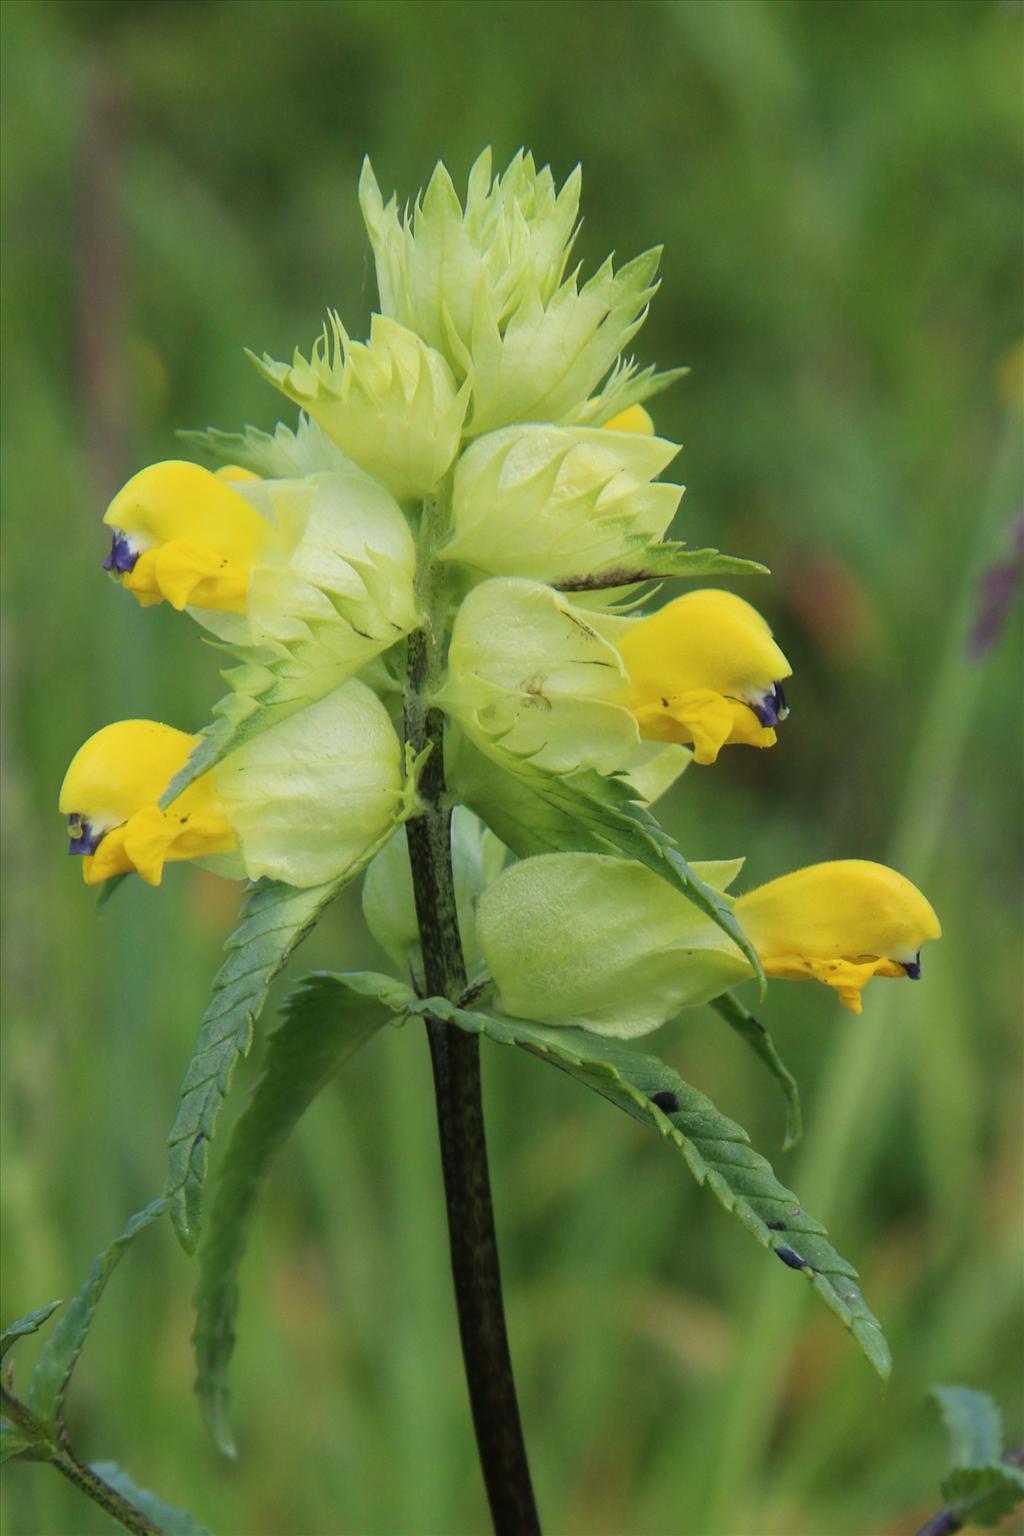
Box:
(60, 150), (939, 1032)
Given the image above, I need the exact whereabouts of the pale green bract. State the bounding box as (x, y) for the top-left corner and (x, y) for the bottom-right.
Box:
(359, 150), (668, 437)
(250, 313), (469, 505)
(434, 576), (646, 775)
(359, 149), (582, 374)
(476, 852), (752, 1037)
(213, 681), (413, 889)
(438, 422), (684, 584)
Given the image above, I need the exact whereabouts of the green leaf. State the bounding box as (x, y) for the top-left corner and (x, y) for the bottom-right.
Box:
(933, 1385), (1006, 1469)
(90, 1462), (211, 1535)
(165, 877), (347, 1253)
(415, 996), (890, 1379)
(556, 543), (768, 592)
(194, 970), (410, 1456)
(941, 1464), (1024, 1528)
(709, 993), (802, 1149)
(1, 1301), (61, 1362)
(27, 1201), (166, 1432)
(447, 733), (765, 991)
(0, 1422), (37, 1465)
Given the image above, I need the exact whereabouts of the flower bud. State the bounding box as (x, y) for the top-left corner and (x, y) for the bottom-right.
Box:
(360, 151), (661, 437)
(60, 683), (408, 890)
(251, 313), (469, 504)
(359, 150), (581, 376)
(438, 423), (683, 584)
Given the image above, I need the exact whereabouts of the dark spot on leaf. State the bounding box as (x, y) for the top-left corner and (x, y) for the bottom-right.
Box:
(775, 1245), (808, 1271)
(765, 1219), (786, 1231)
(192, 1131), (205, 1149)
(649, 1090), (679, 1114)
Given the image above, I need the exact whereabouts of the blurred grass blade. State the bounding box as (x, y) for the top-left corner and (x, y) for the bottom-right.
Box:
(165, 877), (348, 1254)
(710, 992), (802, 1148)
(1, 1301), (61, 1362)
(416, 998), (890, 1379)
(89, 1462), (211, 1536)
(932, 1385), (1005, 1469)
(27, 1201), (166, 1432)
(450, 733), (765, 990)
(193, 970), (411, 1456)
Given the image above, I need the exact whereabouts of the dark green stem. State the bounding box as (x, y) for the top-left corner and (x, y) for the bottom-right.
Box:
(403, 494), (540, 1536)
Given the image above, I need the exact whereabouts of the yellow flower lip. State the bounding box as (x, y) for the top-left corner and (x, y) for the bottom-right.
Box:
(734, 859), (941, 1013)
(102, 461), (278, 613)
(60, 719), (235, 886)
(615, 589), (793, 764)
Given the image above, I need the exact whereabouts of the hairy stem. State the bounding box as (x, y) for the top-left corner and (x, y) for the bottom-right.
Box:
(51, 1447), (161, 1536)
(403, 493), (540, 1535)
(1, 1386), (160, 1536)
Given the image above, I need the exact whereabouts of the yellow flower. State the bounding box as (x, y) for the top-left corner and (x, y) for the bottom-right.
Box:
(59, 721), (235, 886)
(602, 403), (655, 434)
(60, 685), (411, 890)
(615, 589), (792, 764)
(102, 460), (281, 613)
(735, 859), (942, 1013)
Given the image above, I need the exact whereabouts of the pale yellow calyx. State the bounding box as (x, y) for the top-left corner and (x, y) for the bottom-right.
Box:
(735, 859), (942, 1013)
(103, 461), (278, 613)
(59, 720), (235, 886)
(603, 404), (655, 434)
(616, 589), (792, 764)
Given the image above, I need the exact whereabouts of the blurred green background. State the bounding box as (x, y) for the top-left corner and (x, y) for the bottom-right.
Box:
(2, 1), (1022, 1533)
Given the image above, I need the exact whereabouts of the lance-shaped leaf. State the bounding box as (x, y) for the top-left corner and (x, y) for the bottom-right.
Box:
(165, 878), (346, 1252)
(165, 740), (427, 1250)
(555, 541), (768, 592)
(446, 730), (764, 988)
(929, 1386), (1024, 1529)
(412, 997), (889, 1378)
(194, 970), (412, 1455)
(1, 1302), (61, 1363)
(27, 1201), (166, 1431)
(710, 993), (802, 1149)
(90, 1463), (211, 1536)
